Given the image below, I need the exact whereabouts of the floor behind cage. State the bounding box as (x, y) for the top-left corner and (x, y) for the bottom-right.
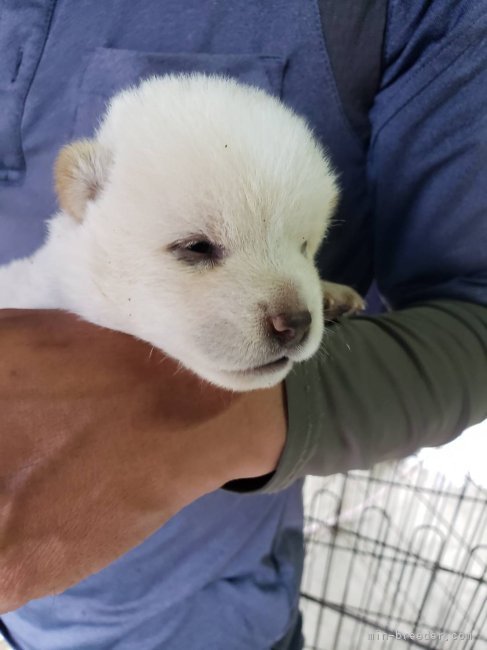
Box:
(300, 429), (487, 650)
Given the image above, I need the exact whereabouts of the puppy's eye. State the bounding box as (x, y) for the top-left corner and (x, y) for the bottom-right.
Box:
(186, 240), (214, 255)
(170, 238), (223, 266)
(301, 241), (308, 256)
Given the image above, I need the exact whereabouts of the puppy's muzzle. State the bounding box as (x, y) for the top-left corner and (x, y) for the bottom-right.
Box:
(268, 310), (311, 348)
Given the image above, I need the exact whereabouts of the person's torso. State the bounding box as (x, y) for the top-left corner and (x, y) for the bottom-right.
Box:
(0, 1), (374, 648)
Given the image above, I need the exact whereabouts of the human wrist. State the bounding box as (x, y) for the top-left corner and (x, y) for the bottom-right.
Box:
(208, 383), (287, 489)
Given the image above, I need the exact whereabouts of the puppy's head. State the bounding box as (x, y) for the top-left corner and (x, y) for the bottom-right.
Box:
(55, 75), (338, 391)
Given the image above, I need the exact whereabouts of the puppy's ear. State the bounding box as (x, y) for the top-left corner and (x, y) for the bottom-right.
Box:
(55, 139), (112, 222)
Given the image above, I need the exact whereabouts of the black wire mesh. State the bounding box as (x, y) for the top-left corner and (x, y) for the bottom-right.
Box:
(300, 457), (487, 649)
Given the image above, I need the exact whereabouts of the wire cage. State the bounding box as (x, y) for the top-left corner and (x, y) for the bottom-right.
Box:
(300, 448), (487, 650)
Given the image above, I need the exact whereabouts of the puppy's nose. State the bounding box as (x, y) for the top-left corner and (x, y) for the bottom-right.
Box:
(268, 311), (312, 347)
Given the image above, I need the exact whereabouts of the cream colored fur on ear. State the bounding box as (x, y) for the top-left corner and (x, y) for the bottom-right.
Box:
(55, 139), (112, 221)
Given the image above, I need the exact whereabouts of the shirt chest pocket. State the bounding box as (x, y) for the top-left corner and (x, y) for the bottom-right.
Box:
(71, 47), (288, 139)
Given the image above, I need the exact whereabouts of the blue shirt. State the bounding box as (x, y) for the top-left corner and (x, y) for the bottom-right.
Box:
(1, 1), (486, 649)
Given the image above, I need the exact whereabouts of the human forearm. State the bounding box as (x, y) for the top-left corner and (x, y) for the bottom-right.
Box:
(0, 309), (285, 611)
(262, 299), (487, 491)
(4, 299), (485, 604)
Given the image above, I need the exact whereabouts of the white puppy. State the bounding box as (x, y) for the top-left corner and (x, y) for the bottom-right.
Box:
(0, 75), (363, 391)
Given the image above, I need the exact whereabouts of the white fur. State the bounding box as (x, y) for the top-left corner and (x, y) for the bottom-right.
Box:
(0, 75), (339, 391)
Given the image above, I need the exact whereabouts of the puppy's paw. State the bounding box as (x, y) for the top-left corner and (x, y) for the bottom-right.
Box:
(321, 280), (366, 321)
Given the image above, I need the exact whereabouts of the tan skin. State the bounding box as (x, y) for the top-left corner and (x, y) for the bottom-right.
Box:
(0, 309), (286, 613)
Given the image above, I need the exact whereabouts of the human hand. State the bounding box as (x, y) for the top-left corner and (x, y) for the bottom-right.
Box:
(0, 309), (286, 611)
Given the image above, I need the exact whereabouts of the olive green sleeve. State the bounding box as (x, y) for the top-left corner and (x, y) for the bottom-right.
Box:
(260, 299), (487, 493)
